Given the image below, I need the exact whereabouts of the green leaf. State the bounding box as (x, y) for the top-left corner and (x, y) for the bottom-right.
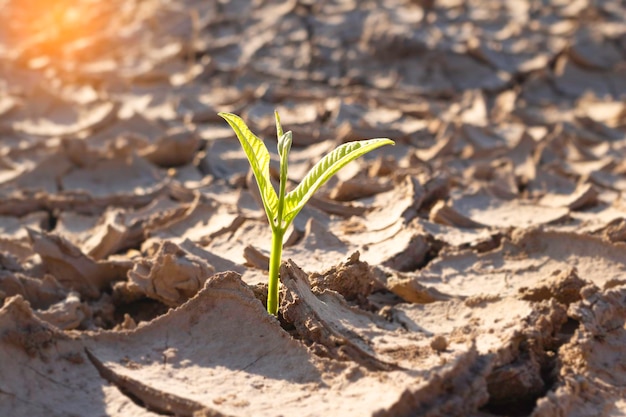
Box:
(283, 138), (394, 226)
(218, 112), (279, 226)
(277, 131), (292, 191)
(276, 130), (292, 224)
(274, 110), (283, 140)
(277, 131), (292, 159)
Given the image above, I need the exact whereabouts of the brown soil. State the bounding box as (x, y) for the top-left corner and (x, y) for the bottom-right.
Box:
(1, 0), (625, 416)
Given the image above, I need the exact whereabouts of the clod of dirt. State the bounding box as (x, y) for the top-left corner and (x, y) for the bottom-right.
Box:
(0, 211), (49, 242)
(568, 29), (623, 71)
(113, 313), (138, 331)
(281, 259), (402, 370)
(335, 215), (433, 272)
(361, 176), (425, 228)
(203, 218), (275, 266)
(308, 251), (385, 308)
(55, 195), (190, 260)
(596, 218), (626, 243)
(150, 198), (244, 243)
(28, 229), (131, 299)
(308, 194), (368, 218)
(484, 300), (569, 414)
(429, 200), (487, 228)
(138, 125), (200, 167)
(532, 286), (626, 417)
(148, 196), (244, 246)
(538, 183), (598, 210)
(464, 158), (518, 197)
(519, 268), (587, 305)
(243, 244), (270, 269)
(35, 291), (90, 330)
(329, 177), (394, 201)
(382, 270), (451, 304)
(430, 335), (448, 352)
(553, 56), (621, 99)
(0, 272), (67, 310)
(416, 218), (497, 248)
(124, 240), (216, 307)
(0, 252), (22, 273)
(179, 239), (246, 276)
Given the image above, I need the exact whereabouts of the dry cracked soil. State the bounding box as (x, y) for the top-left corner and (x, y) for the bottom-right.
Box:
(1, 0), (626, 416)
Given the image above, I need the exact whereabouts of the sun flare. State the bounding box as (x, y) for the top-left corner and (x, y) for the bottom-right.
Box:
(3, 0), (118, 65)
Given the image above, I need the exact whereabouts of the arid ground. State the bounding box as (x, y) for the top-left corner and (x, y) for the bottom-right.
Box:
(1, 0), (625, 416)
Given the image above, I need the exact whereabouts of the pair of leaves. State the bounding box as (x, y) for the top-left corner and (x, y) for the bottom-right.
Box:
(219, 112), (394, 231)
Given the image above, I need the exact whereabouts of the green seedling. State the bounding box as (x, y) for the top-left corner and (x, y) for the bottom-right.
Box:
(219, 112), (394, 315)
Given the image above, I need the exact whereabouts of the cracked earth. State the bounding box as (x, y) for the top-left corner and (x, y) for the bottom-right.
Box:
(1, 0), (625, 416)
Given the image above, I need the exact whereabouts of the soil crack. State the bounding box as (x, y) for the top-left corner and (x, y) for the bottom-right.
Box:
(84, 348), (222, 417)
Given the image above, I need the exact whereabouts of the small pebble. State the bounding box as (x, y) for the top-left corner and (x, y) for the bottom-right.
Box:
(430, 335), (448, 352)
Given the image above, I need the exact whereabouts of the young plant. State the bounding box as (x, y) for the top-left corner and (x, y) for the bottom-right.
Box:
(219, 112), (394, 315)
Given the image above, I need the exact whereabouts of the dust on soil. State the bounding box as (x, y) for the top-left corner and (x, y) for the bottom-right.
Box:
(1, 0), (626, 416)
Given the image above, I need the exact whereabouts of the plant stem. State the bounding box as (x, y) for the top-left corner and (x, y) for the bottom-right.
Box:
(267, 228), (284, 315)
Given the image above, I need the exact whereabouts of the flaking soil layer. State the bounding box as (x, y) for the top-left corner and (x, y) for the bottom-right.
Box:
(1, 0), (625, 416)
